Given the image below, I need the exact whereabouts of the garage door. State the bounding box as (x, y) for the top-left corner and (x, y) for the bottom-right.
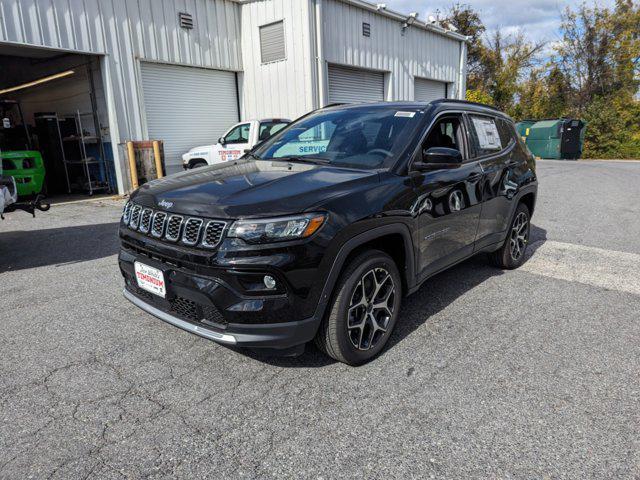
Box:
(414, 78), (447, 102)
(328, 65), (384, 104)
(140, 62), (239, 175)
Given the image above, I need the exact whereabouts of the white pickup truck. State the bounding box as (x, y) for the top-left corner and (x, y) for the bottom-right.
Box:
(181, 118), (290, 169)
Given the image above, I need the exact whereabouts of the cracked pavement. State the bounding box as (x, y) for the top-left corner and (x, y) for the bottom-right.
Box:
(1, 160), (639, 478)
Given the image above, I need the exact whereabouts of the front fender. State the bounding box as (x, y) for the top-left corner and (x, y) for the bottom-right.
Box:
(312, 223), (416, 323)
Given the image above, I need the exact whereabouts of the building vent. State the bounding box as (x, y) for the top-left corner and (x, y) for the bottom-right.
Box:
(179, 12), (193, 29)
(363, 22), (371, 37)
(259, 20), (286, 63)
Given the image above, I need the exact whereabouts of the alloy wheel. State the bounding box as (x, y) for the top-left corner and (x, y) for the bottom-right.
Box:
(509, 211), (529, 260)
(347, 267), (396, 350)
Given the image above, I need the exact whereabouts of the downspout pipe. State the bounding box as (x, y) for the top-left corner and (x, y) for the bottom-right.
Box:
(314, 0), (327, 108)
(458, 39), (468, 100)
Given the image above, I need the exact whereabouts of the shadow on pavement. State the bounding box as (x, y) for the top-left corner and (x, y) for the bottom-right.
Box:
(250, 223), (548, 368)
(0, 222), (120, 273)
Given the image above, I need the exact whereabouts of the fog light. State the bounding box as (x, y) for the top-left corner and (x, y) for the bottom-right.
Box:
(263, 275), (277, 289)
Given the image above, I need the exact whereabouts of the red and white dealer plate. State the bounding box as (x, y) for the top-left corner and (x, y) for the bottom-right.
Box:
(134, 262), (166, 298)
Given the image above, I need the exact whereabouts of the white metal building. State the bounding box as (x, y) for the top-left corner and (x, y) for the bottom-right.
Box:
(0, 0), (467, 194)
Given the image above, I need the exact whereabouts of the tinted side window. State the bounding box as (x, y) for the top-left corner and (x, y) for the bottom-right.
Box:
(497, 118), (516, 149)
(468, 115), (502, 157)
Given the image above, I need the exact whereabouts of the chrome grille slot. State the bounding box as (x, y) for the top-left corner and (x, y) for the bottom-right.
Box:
(151, 211), (167, 238)
(165, 215), (184, 242)
(139, 208), (153, 233)
(122, 201), (132, 223)
(182, 218), (203, 246)
(202, 221), (226, 248)
(129, 205), (142, 229)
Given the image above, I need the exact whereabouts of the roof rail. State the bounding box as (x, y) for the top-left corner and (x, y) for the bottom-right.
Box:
(431, 98), (502, 112)
(322, 102), (348, 108)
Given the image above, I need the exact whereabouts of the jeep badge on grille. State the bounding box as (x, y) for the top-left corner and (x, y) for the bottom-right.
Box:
(158, 199), (174, 209)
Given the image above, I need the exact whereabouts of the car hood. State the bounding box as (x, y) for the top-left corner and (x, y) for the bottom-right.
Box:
(186, 145), (214, 154)
(131, 159), (379, 218)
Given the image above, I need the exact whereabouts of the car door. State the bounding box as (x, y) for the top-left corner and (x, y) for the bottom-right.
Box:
(411, 113), (483, 279)
(467, 114), (523, 247)
(217, 122), (251, 162)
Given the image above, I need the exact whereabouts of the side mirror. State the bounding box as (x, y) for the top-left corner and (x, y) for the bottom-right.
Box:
(413, 147), (463, 171)
(218, 137), (226, 146)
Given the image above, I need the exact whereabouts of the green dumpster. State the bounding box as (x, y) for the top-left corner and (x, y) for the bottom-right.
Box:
(515, 120), (536, 140)
(525, 118), (586, 160)
(0, 150), (46, 197)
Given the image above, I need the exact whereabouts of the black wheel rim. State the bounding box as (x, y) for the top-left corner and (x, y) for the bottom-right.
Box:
(347, 267), (396, 351)
(509, 211), (529, 261)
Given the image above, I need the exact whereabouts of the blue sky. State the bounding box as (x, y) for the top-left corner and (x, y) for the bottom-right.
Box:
(384, 0), (616, 44)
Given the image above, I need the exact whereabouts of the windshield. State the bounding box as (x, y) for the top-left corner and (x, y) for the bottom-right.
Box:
(252, 106), (424, 170)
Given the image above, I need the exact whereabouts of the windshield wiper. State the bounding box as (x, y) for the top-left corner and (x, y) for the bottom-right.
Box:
(243, 152), (261, 160)
(271, 156), (331, 165)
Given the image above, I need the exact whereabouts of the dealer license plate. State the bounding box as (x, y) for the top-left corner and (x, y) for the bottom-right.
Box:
(134, 262), (166, 298)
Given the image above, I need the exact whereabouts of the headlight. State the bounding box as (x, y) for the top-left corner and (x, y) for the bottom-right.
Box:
(228, 213), (326, 244)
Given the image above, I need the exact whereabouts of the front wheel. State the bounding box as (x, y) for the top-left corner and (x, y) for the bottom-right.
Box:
(490, 202), (531, 269)
(189, 159), (208, 169)
(315, 250), (402, 366)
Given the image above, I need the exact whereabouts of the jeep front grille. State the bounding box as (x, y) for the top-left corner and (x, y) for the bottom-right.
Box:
(124, 203), (227, 250)
(122, 202), (133, 224)
(165, 215), (184, 242)
(202, 221), (226, 248)
(151, 211), (167, 238)
(139, 208), (153, 234)
(129, 205), (142, 229)
(182, 218), (203, 246)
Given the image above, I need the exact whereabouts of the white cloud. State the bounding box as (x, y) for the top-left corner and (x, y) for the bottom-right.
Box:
(383, 0), (616, 44)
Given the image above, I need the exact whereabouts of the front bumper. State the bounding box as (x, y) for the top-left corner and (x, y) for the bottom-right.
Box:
(119, 245), (322, 350)
(123, 288), (319, 348)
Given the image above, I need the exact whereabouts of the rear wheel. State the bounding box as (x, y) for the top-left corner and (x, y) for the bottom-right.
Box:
(490, 202), (531, 269)
(315, 250), (402, 366)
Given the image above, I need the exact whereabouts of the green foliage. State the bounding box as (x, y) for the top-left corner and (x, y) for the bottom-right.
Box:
(465, 89), (493, 105)
(582, 96), (640, 159)
(447, 1), (640, 158)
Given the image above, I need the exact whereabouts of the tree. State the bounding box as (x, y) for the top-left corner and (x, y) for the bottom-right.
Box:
(477, 31), (544, 113)
(442, 3), (486, 89)
(443, 4), (543, 113)
(516, 65), (570, 120)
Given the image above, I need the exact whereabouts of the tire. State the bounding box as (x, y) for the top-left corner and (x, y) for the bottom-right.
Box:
(490, 202), (531, 269)
(189, 160), (208, 169)
(315, 249), (402, 366)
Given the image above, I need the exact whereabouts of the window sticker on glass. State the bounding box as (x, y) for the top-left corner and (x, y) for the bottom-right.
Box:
(471, 117), (501, 150)
(395, 111), (416, 118)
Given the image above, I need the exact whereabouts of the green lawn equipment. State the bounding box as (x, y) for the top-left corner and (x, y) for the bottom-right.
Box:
(0, 150), (46, 197)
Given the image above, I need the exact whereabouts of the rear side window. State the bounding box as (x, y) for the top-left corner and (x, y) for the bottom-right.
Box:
(259, 121), (288, 141)
(497, 118), (516, 149)
(467, 115), (502, 157)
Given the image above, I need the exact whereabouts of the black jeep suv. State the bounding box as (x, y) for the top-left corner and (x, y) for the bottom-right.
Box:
(119, 100), (537, 365)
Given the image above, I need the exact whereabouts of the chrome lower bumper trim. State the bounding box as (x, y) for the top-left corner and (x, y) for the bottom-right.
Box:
(123, 289), (237, 345)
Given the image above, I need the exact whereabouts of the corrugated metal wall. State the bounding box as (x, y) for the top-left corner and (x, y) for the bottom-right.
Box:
(140, 62), (239, 174)
(321, 0), (464, 101)
(239, 0), (315, 121)
(0, 0), (242, 191)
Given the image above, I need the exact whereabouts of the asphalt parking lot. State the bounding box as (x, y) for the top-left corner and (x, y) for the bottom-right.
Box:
(1, 160), (639, 479)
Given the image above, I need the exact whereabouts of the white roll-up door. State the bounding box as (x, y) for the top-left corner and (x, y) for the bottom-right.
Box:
(140, 62), (239, 175)
(328, 65), (384, 104)
(414, 78), (447, 102)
